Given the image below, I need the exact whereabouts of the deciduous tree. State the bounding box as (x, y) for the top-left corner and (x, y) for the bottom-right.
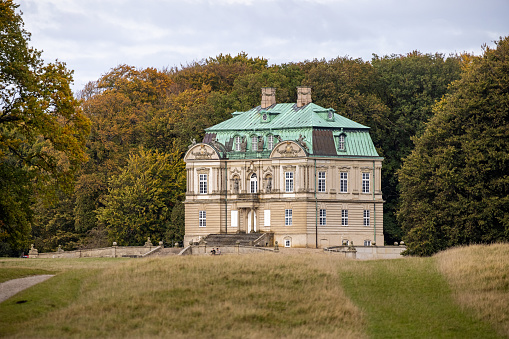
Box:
(398, 37), (509, 255)
(0, 1), (90, 253)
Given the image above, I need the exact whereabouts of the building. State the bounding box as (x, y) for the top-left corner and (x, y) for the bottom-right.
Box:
(183, 87), (384, 248)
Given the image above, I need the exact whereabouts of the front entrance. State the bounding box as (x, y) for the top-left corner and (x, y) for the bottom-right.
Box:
(239, 208), (257, 233)
(247, 209), (257, 233)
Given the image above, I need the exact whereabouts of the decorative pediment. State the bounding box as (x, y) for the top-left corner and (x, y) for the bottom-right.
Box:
(229, 168), (241, 177)
(246, 161), (257, 174)
(263, 166), (273, 175)
(184, 144), (220, 161)
(271, 141), (306, 158)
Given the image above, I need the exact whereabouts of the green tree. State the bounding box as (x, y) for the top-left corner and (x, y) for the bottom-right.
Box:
(0, 1), (90, 253)
(96, 148), (186, 245)
(398, 37), (509, 256)
(371, 52), (462, 244)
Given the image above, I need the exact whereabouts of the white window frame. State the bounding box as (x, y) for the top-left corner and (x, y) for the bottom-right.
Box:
(362, 173), (370, 193)
(285, 172), (294, 192)
(234, 136), (241, 151)
(199, 210), (206, 227)
(284, 239), (291, 247)
(199, 174), (208, 194)
(364, 240), (371, 246)
(341, 210), (348, 226)
(318, 171), (326, 192)
(285, 209), (292, 226)
(363, 210), (370, 226)
(319, 209), (326, 226)
(340, 172), (348, 193)
(251, 135), (258, 151)
(338, 134), (345, 150)
(250, 173), (258, 193)
(267, 134), (274, 150)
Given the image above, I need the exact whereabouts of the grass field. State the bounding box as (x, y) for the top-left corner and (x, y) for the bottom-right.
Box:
(0, 245), (508, 338)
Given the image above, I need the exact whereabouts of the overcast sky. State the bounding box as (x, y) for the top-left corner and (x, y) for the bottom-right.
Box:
(19, 0), (509, 92)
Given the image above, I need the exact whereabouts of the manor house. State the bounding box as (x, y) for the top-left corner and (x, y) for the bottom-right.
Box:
(184, 87), (384, 248)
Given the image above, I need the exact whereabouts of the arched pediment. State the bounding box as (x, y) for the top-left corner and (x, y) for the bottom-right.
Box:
(269, 141), (307, 158)
(184, 143), (221, 161)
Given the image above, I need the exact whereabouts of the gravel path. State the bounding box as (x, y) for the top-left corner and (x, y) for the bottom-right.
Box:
(0, 275), (55, 303)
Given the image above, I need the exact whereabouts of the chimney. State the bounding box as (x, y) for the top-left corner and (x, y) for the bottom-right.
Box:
(261, 87), (276, 109)
(297, 86), (312, 107)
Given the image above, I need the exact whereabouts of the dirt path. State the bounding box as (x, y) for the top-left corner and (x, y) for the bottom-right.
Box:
(0, 275), (54, 303)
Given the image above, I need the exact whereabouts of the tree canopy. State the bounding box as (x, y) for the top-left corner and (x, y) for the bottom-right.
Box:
(0, 0), (90, 254)
(398, 37), (509, 255)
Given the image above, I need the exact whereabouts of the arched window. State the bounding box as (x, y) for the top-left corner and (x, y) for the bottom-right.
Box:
(250, 173), (258, 193)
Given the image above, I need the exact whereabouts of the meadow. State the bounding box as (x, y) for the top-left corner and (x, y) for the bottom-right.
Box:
(0, 244), (508, 339)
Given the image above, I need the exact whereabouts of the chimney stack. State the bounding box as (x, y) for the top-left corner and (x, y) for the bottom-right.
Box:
(297, 86), (312, 107)
(261, 87), (276, 109)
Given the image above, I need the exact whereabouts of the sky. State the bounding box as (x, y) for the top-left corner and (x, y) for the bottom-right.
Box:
(18, 0), (509, 92)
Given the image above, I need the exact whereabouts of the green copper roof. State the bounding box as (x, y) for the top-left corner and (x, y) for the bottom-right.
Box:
(204, 102), (380, 159)
(207, 103), (368, 131)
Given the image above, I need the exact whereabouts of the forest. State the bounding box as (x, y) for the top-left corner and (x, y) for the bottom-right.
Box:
(1, 0), (508, 256)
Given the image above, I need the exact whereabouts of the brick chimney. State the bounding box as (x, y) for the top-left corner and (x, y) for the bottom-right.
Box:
(297, 86), (312, 107)
(261, 87), (276, 108)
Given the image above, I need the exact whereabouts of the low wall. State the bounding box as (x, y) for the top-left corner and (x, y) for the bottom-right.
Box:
(31, 245), (161, 259)
(325, 245), (406, 260)
(182, 244), (274, 256)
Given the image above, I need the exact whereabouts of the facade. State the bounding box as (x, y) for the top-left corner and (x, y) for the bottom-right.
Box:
(184, 87), (384, 248)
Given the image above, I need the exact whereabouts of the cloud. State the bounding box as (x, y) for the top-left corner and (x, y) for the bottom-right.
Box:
(18, 0), (509, 91)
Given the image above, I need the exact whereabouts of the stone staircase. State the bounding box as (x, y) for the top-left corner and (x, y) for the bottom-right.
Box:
(203, 233), (271, 247)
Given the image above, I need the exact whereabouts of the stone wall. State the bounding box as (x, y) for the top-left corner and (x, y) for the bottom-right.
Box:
(325, 245), (405, 260)
(182, 244), (274, 255)
(30, 245), (161, 259)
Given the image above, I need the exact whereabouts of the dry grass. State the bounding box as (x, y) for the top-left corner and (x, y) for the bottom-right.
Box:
(436, 243), (509, 337)
(2, 253), (366, 339)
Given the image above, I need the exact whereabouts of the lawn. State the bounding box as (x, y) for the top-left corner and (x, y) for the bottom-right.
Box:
(0, 245), (507, 338)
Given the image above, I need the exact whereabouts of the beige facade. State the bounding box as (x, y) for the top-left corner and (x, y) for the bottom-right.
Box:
(184, 141), (384, 248)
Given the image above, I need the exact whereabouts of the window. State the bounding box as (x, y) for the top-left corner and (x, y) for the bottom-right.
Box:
(318, 171), (326, 192)
(267, 134), (274, 150)
(363, 210), (370, 226)
(199, 174), (208, 194)
(364, 240), (371, 246)
(319, 209), (326, 225)
(338, 134), (345, 150)
(251, 135), (258, 151)
(234, 136), (241, 151)
(285, 209), (292, 226)
(341, 210), (348, 226)
(340, 172), (348, 193)
(285, 172), (294, 192)
(285, 239), (291, 247)
(199, 211), (206, 227)
(250, 173), (258, 193)
(362, 173), (370, 193)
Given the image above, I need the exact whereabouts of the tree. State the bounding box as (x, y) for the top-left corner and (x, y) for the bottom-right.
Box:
(0, 1), (90, 253)
(96, 148), (186, 245)
(398, 37), (509, 256)
(371, 52), (462, 244)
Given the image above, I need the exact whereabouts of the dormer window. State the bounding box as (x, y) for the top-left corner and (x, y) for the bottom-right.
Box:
(267, 134), (274, 150)
(262, 113), (268, 122)
(234, 136), (242, 151)
(251, 135), (258, 151)
(338, 134), (346, 151)
(327, 110), (334, 120)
